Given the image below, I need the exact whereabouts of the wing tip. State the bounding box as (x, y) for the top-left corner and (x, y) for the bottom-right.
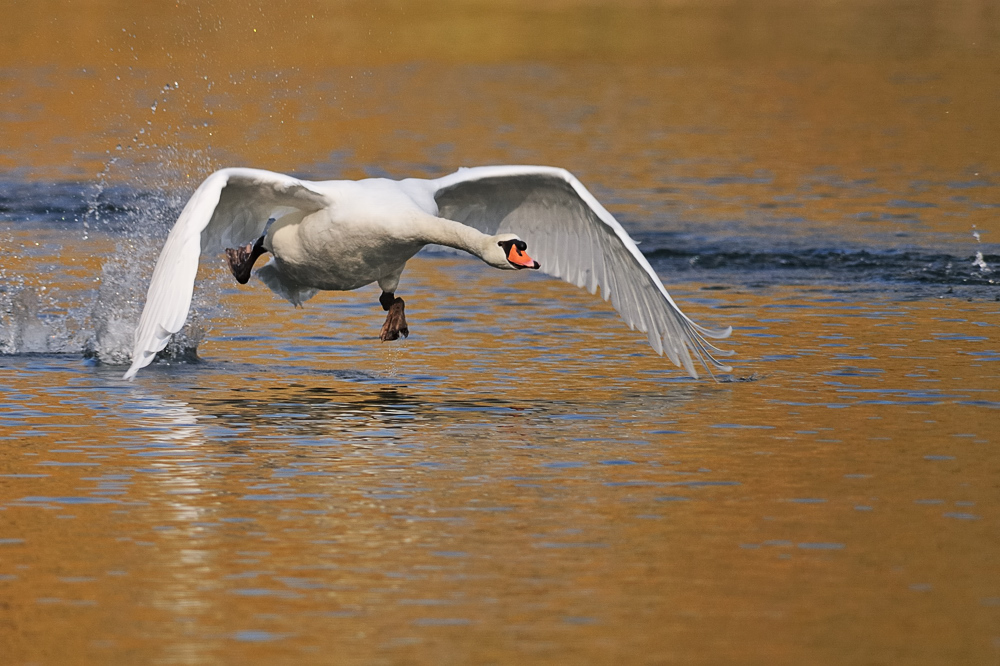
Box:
(663, 320), (737, 381)
(122, 352), (152, 380)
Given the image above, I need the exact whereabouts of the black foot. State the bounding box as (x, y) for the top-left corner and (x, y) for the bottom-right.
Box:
(379, 297), (409, 341)
(225, 237), (268, 285)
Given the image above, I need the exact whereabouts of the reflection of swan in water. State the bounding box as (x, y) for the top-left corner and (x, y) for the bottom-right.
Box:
(201, 384), (426, 439)
(125, 166), (734, 380)
(122, 394), (226, 648)
(145, 374), (704, 443)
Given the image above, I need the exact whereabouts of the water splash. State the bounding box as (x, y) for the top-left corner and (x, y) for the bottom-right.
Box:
(0, 289), (57, 354)
(0, 170), (222, 366)
(2, 40), (236, 366)
(972, 252), (992, 275)
(971, 225), (992, 275)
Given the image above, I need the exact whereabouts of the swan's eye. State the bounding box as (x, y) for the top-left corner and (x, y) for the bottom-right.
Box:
(498, 239), (527, 251)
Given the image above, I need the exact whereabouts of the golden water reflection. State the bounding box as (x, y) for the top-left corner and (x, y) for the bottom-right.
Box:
(1, 0), (999, 663)
(2, 0), (998, 245)
(2, 267), (998, 663)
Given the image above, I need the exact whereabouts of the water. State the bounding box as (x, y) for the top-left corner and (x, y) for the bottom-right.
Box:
(1, 1), (999, 663)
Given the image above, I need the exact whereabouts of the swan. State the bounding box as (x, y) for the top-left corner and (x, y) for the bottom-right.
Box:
(123, 165), (734, 380)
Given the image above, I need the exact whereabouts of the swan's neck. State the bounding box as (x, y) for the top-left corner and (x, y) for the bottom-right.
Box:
(414, 215), (491, 258)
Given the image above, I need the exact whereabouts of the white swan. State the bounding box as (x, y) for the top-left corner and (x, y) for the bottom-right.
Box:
(123, 166), (733, 380)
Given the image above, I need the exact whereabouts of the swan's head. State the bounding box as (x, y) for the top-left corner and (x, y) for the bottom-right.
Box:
(486, 234), (541, 271)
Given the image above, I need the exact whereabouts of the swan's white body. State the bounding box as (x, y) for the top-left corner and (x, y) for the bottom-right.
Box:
(123, 165), (733, 380)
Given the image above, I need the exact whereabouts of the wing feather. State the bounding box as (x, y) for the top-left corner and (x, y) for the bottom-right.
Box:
(123, 168), (330, 380)
(432, 166), (733, 378)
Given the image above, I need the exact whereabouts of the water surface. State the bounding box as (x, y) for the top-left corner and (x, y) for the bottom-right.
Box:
(1, 1), (999, 664)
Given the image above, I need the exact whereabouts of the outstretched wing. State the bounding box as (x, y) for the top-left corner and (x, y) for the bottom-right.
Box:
(123, 168), (331, 380)
(431, 165), (733, 378)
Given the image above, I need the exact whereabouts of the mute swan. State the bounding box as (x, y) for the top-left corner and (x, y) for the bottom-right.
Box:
(123, 165), (733, 380)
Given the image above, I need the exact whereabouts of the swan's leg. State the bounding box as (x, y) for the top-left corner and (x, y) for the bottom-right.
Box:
(377, 267), (408, 342)
(378, 291), (409, 341)
(225, 236), (268, 285)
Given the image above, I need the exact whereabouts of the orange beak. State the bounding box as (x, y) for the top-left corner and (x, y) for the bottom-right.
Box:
(507, 243), (540, 269)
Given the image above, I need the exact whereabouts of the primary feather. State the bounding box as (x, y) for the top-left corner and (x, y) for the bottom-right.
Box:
(431, 166), (733, 377)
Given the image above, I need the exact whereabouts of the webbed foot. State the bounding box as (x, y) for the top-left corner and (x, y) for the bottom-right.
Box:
(225, 237), (267, 285)
(379, 297), (409, 341)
